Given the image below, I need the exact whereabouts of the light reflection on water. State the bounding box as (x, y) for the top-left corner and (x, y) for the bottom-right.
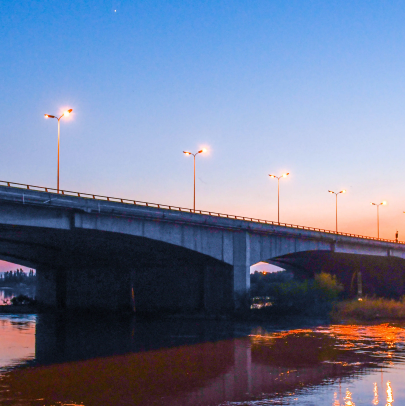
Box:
(0, 316), (405, 406)
(0, 315), (35, 369)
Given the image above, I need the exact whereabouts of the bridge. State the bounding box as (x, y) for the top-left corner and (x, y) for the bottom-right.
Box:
(0, 180), (405, 312)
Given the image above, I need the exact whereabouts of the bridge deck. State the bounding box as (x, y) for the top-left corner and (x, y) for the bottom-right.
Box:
(0, 180), (402, 246)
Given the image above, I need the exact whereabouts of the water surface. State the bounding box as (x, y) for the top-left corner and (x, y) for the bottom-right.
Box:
(0, 314), (404, 405)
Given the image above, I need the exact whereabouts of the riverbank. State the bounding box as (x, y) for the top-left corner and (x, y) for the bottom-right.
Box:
(331, 297), (405, 322)
(0, 305), (38, 314)
(3, 297), (405, 323)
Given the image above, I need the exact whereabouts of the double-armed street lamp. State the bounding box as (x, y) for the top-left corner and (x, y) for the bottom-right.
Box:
(44, 109), (73, 193)
(328, 189), (346, 232)
(370, 201), (387, 239)
(269, 173), (289, 224)
(183, 148), (207, 212)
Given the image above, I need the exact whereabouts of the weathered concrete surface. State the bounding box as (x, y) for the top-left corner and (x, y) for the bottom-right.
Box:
(1, 185), (405, 311)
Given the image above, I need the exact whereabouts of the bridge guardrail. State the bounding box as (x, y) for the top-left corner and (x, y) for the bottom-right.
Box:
(0, 180), (402, 245)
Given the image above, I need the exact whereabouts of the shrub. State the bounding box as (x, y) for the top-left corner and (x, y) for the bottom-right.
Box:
(332, 297), (405, 321)
(11, 294), (36, 306)
(314, 272), (344, 302)
(251, 272), (344, 317)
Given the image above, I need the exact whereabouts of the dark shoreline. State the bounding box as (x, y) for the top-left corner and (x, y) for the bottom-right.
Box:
(2, 303), (405, 325)
(0, 305), (38, 314)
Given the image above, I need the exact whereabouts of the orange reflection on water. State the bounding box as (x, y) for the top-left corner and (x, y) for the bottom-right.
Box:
(344, 389), (355, 406)
(326, 324), (405, 348)
(0, 316), (35, 367)
(333, 391), (341, 405)
(251, 324), (405, 349)
(386, 381), (393, 406)
(1, 321), (404, 406)
(373, 382), (379, 405)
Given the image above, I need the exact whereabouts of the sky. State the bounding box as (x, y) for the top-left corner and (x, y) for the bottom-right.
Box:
(1, 1), (405, 272)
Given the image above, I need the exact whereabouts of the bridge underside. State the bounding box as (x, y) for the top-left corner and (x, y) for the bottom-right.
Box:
(0, 224), (233, 313)
(2, 219), (405, 311)
(268, 251), (405, 298)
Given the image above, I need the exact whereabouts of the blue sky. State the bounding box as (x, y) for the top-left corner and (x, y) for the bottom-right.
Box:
(2, 1), (405, 271)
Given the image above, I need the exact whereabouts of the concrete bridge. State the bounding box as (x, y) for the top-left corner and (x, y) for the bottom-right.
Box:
(0, 181), (405, 312)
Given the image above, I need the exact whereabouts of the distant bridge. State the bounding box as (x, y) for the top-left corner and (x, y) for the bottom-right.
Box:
(0, 180), (404, 311)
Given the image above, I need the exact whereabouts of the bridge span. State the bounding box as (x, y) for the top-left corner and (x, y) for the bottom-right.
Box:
(0, 181), (404, 312)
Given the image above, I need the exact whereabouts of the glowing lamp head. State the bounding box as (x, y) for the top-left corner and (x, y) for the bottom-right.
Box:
(269, 175), (275, 178)
(382, 201), (387, 205)
(44, 114), (49, 118)
(282, 173), (289, 178)
(183, 151), (191, 155)
(342, 190), (346, 194)
(64, 111), (70, 117)
(202, 148), (207, 153)
(328, 190), (333, 194)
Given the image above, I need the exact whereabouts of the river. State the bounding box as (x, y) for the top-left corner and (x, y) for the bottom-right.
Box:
(0, 313), (404, 405)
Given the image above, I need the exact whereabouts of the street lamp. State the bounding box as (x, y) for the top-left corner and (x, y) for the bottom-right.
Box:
(370, 201), (387, 239)
(328, 189), (346, 232)
(44, 109), (73, 193)
(183, 148), (207, 212)
(268, 173), (289, 224)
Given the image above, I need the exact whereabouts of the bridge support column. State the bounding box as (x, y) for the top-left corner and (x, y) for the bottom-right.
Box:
(64, 266), (132, 311)
(36, 266), (67, 309)
(233, 232), (251, 310)
(36, 266), (57, 307)
(36, 264), (132, 311)
(203, 262), (233, 313)
(132, 256), (233, 314)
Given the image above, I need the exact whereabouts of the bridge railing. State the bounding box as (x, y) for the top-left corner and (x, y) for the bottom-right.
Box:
(0, 180), (403, 245)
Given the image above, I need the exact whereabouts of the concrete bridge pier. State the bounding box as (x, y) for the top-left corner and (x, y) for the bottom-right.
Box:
(36, 266), (58, 308)
(36, 264), (132, 312)
(36, 255), (236, 314)
(233, 232), (251, 310)
(131, 256), (234, 315)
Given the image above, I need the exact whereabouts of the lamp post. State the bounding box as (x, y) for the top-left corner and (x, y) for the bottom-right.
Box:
(268, 173), (289, 224)
(44, 109), (73, 193)
(371, 201), (387, 239)
(183, 148), (207, 212)
(328, 189), (346, 232)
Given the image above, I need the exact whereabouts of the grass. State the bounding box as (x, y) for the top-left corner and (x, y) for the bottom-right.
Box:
(331, 297), (405, 322)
